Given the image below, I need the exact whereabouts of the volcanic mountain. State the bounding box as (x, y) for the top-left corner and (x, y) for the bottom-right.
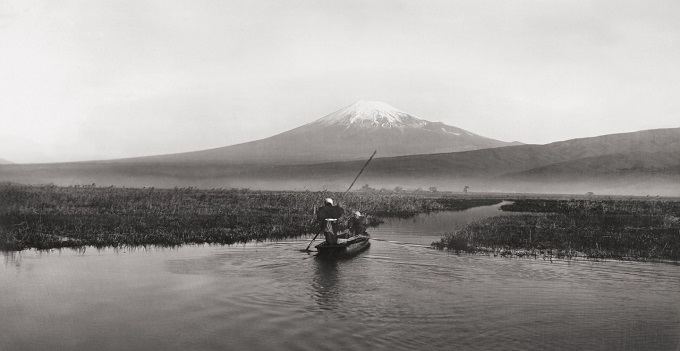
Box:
(133, 100), (520, 165)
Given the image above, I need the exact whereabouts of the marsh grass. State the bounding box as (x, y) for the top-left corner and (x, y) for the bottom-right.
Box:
(434, 199), (680, 261)
(0, 184), (500, 251)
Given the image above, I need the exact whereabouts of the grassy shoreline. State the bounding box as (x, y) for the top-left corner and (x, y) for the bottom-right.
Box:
(0, 184), (501, 251)
(433, 199), (680, 261)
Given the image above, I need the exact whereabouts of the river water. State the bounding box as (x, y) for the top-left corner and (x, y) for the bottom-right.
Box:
(1, 203), (679, 350)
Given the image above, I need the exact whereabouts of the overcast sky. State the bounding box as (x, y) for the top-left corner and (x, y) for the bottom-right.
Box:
(2, 0), (679, 163)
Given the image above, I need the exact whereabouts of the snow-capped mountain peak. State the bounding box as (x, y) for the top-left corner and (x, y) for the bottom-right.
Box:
(314, 100), (426, 128)
(127, 100), (520, 165)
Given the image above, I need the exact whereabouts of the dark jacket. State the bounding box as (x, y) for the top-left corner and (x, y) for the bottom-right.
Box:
(348, 216), (367, 235)
(317, 204), (344, 234)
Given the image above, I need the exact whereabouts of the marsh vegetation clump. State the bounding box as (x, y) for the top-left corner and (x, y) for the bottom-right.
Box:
(434, 199), (680, 261)
(0, 185), (319, 250)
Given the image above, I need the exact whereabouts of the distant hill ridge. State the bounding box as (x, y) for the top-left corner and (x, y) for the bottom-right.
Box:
(214, 127), (680, 195)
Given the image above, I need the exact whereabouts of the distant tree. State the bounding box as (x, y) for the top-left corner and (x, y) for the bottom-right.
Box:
(586, 192), (594, 196)
(394, 186), (404, 193)
(413, 187), (425, 193)
(428, 187), (438, 193)
(463, 186), (469, 193)
(360, 184), (376, 192)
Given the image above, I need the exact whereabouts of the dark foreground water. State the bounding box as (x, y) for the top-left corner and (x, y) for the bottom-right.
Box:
(2, 203), (679, 350)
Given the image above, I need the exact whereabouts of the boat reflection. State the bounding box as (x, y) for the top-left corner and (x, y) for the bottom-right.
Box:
(311, 259), (341, 310)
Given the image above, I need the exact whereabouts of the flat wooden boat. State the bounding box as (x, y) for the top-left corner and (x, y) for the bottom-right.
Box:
(315, 234), (370, 258)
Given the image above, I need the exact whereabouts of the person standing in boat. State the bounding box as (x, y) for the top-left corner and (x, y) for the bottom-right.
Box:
(316, 198), (344, 245)
(347, 211), (368, 236)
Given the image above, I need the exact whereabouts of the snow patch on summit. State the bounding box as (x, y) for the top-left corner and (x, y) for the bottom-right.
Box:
(315, 100), (426, 128)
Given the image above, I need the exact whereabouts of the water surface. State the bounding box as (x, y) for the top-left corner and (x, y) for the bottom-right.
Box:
(2, 203), (679, 350)
(370, 200), (520, 245)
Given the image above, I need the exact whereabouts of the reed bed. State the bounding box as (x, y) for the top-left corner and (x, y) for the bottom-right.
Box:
(434, 199), (680, 261)
(0, 184), (500, 251)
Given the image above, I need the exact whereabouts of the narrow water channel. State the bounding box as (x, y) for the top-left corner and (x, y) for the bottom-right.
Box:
(370, 200), (518, 245)
(1, 202), (679, 351)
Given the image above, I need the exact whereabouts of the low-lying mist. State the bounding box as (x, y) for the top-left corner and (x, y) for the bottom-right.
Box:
(2, 161), (679, 196)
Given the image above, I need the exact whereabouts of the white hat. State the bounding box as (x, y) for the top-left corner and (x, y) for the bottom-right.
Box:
(354, 211), (362, 216)
(324, 198), (334, 205)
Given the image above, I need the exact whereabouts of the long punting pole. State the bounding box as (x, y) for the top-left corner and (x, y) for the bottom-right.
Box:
(341, 150), (377, 201)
